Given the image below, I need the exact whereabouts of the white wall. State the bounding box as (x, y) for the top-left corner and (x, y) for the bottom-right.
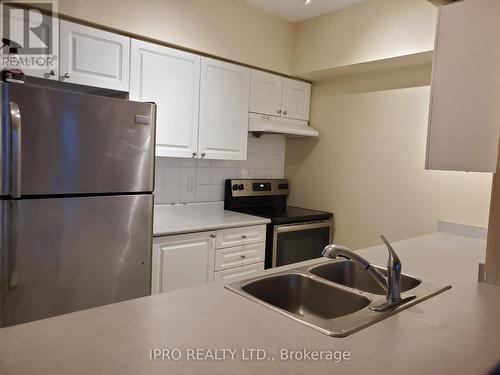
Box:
(285, 66), (492, 249)
(58, 0), (293, 74)
(155, 134), (286, 204)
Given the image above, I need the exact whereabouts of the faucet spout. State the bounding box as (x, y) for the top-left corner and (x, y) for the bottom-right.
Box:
(322, 244), (389, 294)
(322, 235), (412, 312)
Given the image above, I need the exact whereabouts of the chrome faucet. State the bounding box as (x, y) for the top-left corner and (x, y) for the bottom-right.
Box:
(322, 234), (414, 311)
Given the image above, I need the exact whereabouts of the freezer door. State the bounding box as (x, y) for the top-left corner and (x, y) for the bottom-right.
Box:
(1, 82), (155, 196)
(0, 194), (152, 328)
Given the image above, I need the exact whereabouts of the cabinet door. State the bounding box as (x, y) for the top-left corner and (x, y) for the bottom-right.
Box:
(249, 70), (283, 117)
(59, 20), (130, 91)
(282, 78), (311, 121)
(426, 0), (500, 173)
(198, 58), (250, 160)
(0, 5), (59, 80)
(130, 40), (200, 158)
(152, 232), (215, 294)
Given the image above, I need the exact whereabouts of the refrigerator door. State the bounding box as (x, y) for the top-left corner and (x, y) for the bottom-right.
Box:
(0, 199), (7, 325)
(0, 194), (152, 328)
(0, 82), (155, 196)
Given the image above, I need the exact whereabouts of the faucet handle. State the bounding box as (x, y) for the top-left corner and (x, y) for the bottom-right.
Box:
(380, 234), (401, 270)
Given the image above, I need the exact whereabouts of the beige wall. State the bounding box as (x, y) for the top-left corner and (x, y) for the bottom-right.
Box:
(58, 0), (293, 74)
(285, 66), (492, 249)
(291, 0), (437, 75)
(57, 0), (437, 76)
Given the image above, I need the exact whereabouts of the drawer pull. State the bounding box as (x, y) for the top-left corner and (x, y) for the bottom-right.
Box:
(241, 235), (247, 239)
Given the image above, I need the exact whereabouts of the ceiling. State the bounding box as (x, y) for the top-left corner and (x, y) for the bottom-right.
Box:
(244, 0), (368, 22)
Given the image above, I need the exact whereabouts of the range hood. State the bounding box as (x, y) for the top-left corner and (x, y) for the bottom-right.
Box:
(248, 113), (319, 137)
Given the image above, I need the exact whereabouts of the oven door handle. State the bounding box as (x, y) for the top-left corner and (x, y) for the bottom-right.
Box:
(274, 220), (332, 234)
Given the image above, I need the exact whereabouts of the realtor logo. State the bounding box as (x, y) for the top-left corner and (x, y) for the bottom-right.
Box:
(1, 1), (55, 54)
(0, 1), (58, 70)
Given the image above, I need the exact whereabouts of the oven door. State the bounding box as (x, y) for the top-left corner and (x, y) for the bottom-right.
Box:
(272, 220), (333, 268)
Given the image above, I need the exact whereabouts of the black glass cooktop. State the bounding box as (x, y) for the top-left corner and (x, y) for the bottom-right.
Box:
(232, 206), (333, 225)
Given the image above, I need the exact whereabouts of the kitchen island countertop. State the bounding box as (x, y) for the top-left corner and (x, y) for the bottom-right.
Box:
(0, 229), (499, 375)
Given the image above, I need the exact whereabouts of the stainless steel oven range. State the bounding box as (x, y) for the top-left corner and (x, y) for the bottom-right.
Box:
(224, 179), (334, 269)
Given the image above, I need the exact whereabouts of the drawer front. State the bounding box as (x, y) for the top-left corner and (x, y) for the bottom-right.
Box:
(213, 263), (264, 282)
(216, 225), (266, 249)
(215, 242), (265, 271)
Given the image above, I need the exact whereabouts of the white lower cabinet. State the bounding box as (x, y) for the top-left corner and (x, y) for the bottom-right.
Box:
(212, 225), (266, 281)
(152, 231), (215, 294)
(152, 225), (266, 294)
(213, 263), (265, 282)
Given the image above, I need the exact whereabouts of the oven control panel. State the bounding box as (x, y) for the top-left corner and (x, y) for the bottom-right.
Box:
(227, 179), (289, 197)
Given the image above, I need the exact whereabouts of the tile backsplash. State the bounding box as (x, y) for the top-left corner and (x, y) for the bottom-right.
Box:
(154, 134), (286, 204)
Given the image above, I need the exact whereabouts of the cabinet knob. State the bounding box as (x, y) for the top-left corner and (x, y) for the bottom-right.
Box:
(277, 109), (282, 114)
(192, 152), (197, 158)
(241, 235), (247, 239)
(210, 234), (216, 238)
(201, 152), (206, 158)
(44, 70), (56, 79)
(63, 73), (71, 79)
(283, 110), (288, 116)
(240, 255), (246, 260)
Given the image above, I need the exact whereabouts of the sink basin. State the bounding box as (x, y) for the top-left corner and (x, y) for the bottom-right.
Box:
(309, 260), (421, 295)
(242, 273), (370, 319)
(226, 260), (451, 337)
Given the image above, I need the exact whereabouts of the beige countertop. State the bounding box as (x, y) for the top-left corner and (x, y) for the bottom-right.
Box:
(153, 202), (270, 236)
(0, 231), (499, 375)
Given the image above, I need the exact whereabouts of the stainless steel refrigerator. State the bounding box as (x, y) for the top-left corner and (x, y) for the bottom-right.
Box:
(0, 81), (156, 327)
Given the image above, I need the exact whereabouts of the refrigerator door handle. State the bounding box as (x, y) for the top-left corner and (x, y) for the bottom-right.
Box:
(6, 202), (18, 291)
(9, 102), (21, 198)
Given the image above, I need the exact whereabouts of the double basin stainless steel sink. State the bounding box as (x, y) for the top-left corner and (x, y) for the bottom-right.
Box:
(226, 259), (451, 337)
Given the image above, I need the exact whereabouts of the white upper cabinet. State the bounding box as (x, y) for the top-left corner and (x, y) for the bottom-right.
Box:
(249, 69), (311, 121)
(282, 78), (311, 121)
(250, 70), (283, 117)
(59, 20), (130, 91)
(198, 58), (250, 160)
(426, 0), (500, 173)
(130, 40), (200, 158)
